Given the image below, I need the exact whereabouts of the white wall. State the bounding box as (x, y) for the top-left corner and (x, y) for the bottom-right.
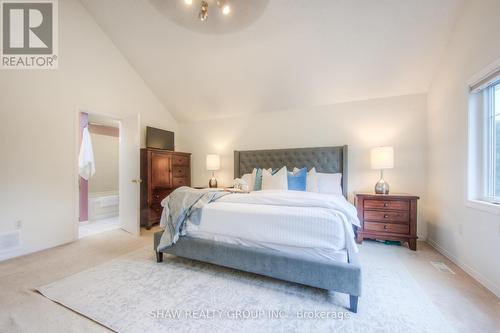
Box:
(0, 0), (177, 260)
(88, 133), (119, 194)
(427, 0), (500, 296)
(178, 94), (428, 238)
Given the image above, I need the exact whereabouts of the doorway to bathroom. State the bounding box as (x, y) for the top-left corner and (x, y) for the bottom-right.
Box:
(77, 111), (141, 238)
(78, 113), (120, 238)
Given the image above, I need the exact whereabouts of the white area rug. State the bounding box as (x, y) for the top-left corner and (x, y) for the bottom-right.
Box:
(37, 242), (455, 333)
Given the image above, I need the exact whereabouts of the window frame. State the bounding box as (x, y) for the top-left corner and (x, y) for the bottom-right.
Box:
(481, 81), (500, 204)
(467, 60), (500, 214)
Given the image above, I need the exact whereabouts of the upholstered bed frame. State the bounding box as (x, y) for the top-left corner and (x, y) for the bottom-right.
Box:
(234, 145), (348, 197)
(154, 145), (362, 312)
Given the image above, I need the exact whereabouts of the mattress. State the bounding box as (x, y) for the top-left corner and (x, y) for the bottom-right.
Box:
(185, 200), (354, 263)
(185, 230), (348, 263)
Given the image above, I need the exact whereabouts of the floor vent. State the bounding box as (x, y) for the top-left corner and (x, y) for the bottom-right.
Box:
(430, 261), (455, 274)
(0, 230), (21, 253)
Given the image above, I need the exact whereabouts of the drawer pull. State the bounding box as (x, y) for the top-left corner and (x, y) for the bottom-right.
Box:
(384, 202), (389, 207)
(384, 225), (388, 229)
(384, 214), (389, 218)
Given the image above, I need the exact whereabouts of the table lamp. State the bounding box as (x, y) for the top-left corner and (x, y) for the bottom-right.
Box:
(206, 154), (220, 188)
(371, 146), (394, 194)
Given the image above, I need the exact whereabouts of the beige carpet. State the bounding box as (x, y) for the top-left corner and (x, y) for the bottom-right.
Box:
(37, 242), (455, 333)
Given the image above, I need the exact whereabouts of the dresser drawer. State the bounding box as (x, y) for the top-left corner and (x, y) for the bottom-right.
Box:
(172, 177), (188, 188)
(364, 222), (409, 235)
(172, 155), (190, 166)
(364, 199), (409, 211)
(172, 166), (188, 177)
(364, 210), (409, 223)
(152, 188), (171, 200)
(150, 204), (163, 216)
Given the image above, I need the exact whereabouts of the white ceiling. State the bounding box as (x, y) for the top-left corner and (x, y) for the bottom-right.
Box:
(80, 0), (463, 123)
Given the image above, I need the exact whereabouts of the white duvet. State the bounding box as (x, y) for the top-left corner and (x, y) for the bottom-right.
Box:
(184, 190), (360, 261)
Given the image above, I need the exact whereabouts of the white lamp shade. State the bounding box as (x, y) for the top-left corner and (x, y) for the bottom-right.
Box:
(371, 146), (394, 170)
(206, 154), (220, 171)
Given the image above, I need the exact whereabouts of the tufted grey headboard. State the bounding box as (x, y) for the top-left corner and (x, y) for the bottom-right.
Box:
(234, 146), (348, 197)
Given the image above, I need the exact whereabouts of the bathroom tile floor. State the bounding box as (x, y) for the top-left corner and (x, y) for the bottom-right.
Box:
(79, 216), (120, 239)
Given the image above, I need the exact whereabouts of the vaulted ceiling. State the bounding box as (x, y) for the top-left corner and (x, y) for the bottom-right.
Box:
(80, 0), (463, 122)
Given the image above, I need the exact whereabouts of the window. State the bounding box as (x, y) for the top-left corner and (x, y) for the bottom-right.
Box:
(468, 66), (500, 208)
(485, 82), (500, 200)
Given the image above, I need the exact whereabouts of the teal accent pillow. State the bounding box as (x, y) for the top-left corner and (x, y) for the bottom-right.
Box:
(287, 167), (307, 191)
(253, 168), (263, 191)
(254, 168), (280, 190)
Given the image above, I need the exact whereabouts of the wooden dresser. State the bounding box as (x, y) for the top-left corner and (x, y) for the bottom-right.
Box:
(140, 148), (191, 229)
(355, 193), (419, 250)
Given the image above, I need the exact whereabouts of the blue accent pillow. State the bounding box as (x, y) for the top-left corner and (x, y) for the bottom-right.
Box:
(253, 168), (263, 191)
(287, 167), (307, 191)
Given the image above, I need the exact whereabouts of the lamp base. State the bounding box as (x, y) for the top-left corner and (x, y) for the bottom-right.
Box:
(374, 178), (389, 194)
(209, 177), (218, 188)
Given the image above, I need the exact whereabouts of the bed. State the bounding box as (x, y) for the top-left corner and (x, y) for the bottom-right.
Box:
(153, 146), (362, 312)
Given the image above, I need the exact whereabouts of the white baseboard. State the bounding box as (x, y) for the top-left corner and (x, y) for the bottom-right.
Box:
(426, 238), (500, 298)
(0, 248), (23, 262)
(0, 238), (72, 262)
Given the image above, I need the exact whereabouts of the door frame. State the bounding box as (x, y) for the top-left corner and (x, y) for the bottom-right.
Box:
(73, 108), (141, 241)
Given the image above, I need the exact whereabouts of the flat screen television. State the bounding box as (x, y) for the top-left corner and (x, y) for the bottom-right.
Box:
(146, 126), (174, 151)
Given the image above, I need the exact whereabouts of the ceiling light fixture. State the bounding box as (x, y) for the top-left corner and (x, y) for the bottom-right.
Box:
(186, 0), (231, 22)
(221, 4), (230, 15)
(199, 0), (208, 21)
(218, 0), (231, 16)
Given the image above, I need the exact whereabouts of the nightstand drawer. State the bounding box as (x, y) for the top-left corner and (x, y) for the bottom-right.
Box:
(364, 210), (409, 223)
(364, 222), (409, 234)
(364, 199), (409, 211)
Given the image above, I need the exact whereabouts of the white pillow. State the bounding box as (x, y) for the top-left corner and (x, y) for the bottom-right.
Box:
(317, 172), (343, 195)
(241, 173), (253, 190)
(262, 166), (288, 190)
(294, 167), (319, 192)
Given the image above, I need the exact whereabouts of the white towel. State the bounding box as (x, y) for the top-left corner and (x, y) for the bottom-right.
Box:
(78, 127), (96, 180)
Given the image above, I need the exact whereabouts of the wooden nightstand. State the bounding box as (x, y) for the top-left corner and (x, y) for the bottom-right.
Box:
(355, 193), (419, 250)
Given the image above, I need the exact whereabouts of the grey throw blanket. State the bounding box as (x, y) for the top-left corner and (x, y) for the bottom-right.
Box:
(157, 187), (230, 251)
